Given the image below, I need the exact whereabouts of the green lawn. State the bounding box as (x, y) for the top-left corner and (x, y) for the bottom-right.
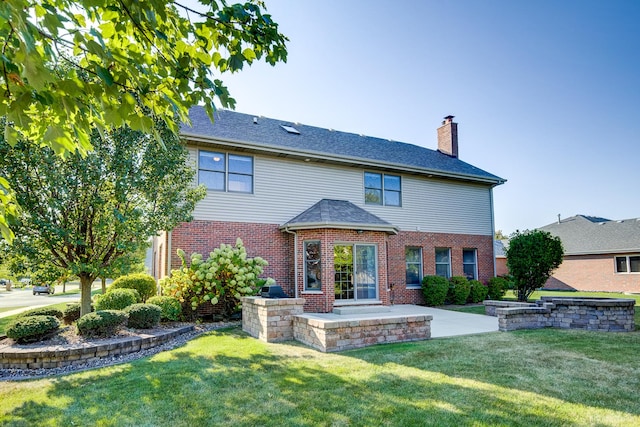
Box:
(0, 306), (25, 314)
(1, 326), (640, 426)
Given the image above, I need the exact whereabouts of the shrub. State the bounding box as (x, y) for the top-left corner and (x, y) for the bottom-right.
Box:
(62, 303), (82, 324)
(467, 280), (488, 303)
(94, 288), (140, 311)
(421, 275), (449, 306)
(76, 310), (128, 337)
(109, 273), (157, 302)
(17, 307), (63, 319)
(487, 277), (509, 300)
(161, 239), (268, 319)
(147, 296), (182, 321)
(6, 315), (60, 343)
(124, 303), (162, 329)
(448, 276), (471, 305)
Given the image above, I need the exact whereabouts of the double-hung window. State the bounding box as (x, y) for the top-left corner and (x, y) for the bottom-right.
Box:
(405, 247), (423, 287)
(199, 150), (253, 193)
(304, 241), (322, 291)
(364, 172), (401, 206)
(615, 255), (640, 273)
(435, 248), (451, 279)
(463, 249), (478, 280)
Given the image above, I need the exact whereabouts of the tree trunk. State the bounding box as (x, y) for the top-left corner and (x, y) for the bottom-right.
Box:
(62, 280), (66, 293)
(101, 277), (106, 294)
(79, 274), (94, 316)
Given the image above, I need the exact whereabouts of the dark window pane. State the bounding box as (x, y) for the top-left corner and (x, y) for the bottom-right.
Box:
(616, 257), (627, 273)
(406, 264), (420, 285)
(365, 188), (382, 204)
(384, 175), (401, 191)
(199, 151), (225, 171)
(463, 249), (476, 263)
(435, 248), (450, 263)
(630, 256), (640, 273)
(385, 190), (401, 206)
(199, 170), (225, 190)
(436, 264), (450, 278)
(405, 247), (421, 263)
(463, 264), (476, 280)
(229, 155), (253, 174)
(228, 174), (252, 193)
(364, 172), (382, 189)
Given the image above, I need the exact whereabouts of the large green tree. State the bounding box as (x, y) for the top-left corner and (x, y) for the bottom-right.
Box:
(0, 120), (206, 315)
(0, 0), (287, 240)
(506, 230), (564, 302)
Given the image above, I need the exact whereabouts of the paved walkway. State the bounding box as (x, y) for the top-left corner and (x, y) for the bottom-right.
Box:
(302, 304), (499, 338)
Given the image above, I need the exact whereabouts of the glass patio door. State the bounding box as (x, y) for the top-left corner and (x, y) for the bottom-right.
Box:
(334, 244), (377, 301)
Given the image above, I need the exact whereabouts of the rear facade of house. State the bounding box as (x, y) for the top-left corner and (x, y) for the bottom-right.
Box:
(152, 108), (505, 313)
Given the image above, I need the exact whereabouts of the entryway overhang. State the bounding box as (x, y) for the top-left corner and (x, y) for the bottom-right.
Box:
(279, 199), (399, 235)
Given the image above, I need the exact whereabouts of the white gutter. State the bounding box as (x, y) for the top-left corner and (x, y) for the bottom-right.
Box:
(279, 222), (399, 235)
(282, 227), (299, 298)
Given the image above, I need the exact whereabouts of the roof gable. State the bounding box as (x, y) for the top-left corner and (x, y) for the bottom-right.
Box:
(182, 107), (505, 185)
(539, 215), (640, 255)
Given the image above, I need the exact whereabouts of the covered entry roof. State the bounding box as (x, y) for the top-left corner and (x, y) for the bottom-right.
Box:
(280, 199), (398, 234)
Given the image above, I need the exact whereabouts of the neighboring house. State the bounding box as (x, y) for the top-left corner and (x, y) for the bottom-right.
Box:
(152, 108), (505, 313)
(539, 215), (640, 292)
(494, 239), (509, 277)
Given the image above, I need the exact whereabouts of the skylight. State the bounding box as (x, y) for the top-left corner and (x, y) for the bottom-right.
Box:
(280, 125), (300, 134)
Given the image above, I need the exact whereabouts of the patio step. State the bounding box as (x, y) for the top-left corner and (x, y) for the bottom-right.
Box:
(333, 305), (391, 315)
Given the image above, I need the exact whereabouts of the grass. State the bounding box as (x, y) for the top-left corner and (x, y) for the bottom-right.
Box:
(1, 326), (640, 426)
(0, 306), (26, 314)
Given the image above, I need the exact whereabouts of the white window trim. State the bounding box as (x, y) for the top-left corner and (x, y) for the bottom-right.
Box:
(363, 171), (402, 207)
(406, 246), (423, 288)
(435, 247), (451, 279)
(198, 149), (254, 194)
(615, 254), (640, 274)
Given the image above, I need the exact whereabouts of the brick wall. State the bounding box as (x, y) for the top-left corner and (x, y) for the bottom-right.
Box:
(546, 254), (640, 293)
(170, 220), (293, 292)
(170, 220), (495, 312)
(386, 231), (495, 305)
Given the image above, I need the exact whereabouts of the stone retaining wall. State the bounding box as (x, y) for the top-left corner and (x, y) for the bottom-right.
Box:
(485, 298), (635, 332)
(241, 296), (305, 342)
(0, 326), (193, 369)
(293, 314), (432, 352)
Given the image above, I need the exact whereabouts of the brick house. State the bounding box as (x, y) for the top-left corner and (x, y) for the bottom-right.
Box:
(539, 215), (640, 292)
(152, 108), (505, 313)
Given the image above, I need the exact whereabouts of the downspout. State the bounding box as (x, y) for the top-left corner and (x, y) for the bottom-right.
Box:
(283, 227), (299, 298)
(489, 187), (497, 277)
(167, 230), (172, 278)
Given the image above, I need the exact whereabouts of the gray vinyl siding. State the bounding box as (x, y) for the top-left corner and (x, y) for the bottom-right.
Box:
(189, 147), (494, 236)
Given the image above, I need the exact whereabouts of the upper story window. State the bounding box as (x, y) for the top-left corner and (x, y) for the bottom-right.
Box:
(463, 248), (478, 280)
(405, 247), (423, 288)
(364, 172), (401, 206)
(199, 150), (253, 193)
(615, 255), (640, 273)
(435, 247), (451, 279)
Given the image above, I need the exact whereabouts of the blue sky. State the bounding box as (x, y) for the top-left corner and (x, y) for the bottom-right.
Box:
(213, 0), (640, 234)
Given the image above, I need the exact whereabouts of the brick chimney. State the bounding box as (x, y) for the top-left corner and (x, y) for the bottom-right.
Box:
(437, 115), (458, 158)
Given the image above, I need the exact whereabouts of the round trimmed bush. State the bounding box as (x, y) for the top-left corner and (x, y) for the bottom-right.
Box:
(94, 288), (140, 311)
(421, 275), (449, 306)
(448, 276), (471, 305)
(467, 280), (488, 303)
(76, 310), (128, 337)
(124, 303), (162, 329)
(487, 277), (509, 300)
(6, 315), (60, 343)
(18, 307), (63, 319)
(62, 303), (82, 324)
(147, 296), (182, 321)
(109, 273), (157, 302)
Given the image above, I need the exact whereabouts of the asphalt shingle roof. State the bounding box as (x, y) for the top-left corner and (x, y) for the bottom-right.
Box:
(538, 215), (640, 255)
(182, 107), (505, 185)
(281, 199), (398, 234)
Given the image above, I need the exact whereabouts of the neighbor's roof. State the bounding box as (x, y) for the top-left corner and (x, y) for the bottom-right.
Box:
(538, 215), (640, 255)
(280, 199), (399, 234)
(181, 107), (505, 186)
